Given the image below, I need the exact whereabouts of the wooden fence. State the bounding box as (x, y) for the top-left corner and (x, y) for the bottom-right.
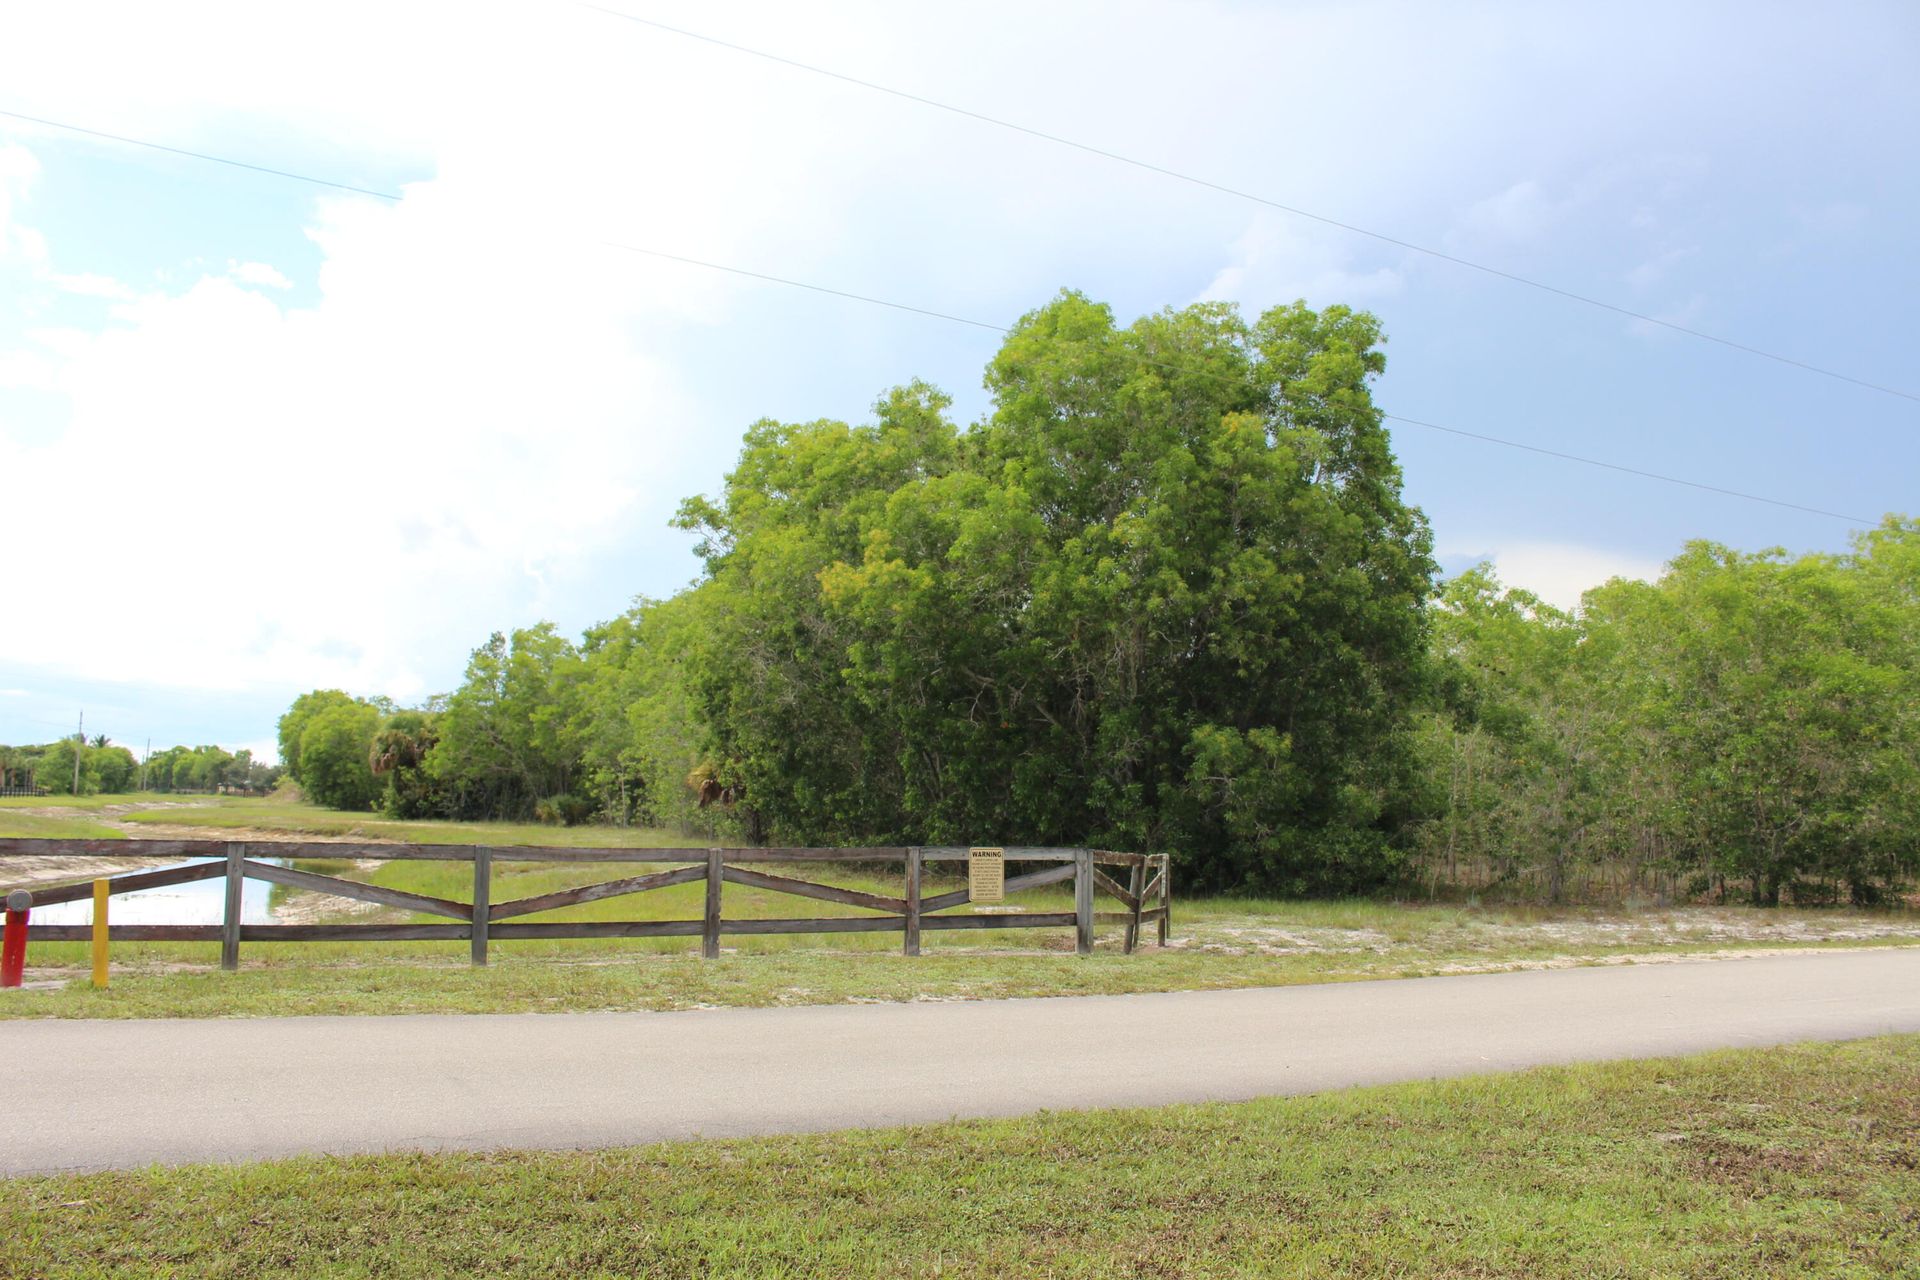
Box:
(0, 839), (1172, 968)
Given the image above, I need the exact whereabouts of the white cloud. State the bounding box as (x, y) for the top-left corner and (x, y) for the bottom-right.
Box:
(0, 1), (982, 700)
(0, 0), (1907, 723)
(228, 261), (292, 290)
(1625, 246), (1695, 291)
(1443, 542), (1665, 612)
(1456, 179), (1558, 244)
(1198, 216), (1402, 310)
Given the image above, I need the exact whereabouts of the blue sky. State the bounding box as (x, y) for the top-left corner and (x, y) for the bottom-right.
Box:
(1, 0), (1914, 760)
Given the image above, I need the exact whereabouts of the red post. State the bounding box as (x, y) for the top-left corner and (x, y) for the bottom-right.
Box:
(1, 890), (29, 988)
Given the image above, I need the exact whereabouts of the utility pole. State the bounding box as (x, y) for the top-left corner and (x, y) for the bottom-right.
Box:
(140, 737), (151, 793)
(73, 710), (83, 796)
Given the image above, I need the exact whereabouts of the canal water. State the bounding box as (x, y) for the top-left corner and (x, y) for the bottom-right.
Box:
(28, 859), (280, 926)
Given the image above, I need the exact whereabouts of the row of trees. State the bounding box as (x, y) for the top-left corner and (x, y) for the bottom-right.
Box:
(272, 292), (1919, 904)
(1416, 525), (1920, 905)
(0, 738), (278, 796)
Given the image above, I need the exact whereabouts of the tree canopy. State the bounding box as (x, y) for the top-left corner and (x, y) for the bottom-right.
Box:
(269, 292), (1919, 905)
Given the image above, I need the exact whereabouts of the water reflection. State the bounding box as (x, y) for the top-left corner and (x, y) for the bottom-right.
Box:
(28, 859), (279, 926)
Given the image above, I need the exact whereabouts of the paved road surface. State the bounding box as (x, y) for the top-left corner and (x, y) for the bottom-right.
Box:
(4, 949), (1917, 1174)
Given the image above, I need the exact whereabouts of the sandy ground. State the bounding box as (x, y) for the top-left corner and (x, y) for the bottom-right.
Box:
(1171, 908), (1920, 958)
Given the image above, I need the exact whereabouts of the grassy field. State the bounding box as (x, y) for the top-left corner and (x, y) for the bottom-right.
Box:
(3, 1035), (1914, 1278)
(4, 794), (1918, 1019)
(0, 790), (704, 847)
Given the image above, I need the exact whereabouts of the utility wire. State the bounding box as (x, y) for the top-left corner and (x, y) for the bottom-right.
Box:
(0, 109), (399, 201)
(576, 3), (1919, 407)
(600, 241), (1873, 525)
(0, 107), (1874, 524)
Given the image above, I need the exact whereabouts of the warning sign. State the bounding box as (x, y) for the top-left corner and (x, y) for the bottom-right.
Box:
(968, 847), (1005, 904)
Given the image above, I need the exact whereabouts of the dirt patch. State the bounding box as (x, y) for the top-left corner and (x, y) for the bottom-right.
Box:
(269, 860), (402, 925)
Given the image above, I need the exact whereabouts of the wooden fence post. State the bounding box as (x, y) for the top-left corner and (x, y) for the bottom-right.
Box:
(1124, 858), (1145, 955)
(703, 848), (723, 959)
(470, 846), (491, 967)
(1074, 848), (1093, 956)
(1157, 854), (1171, 946)
(904, 846), (922, 957)
(91, 878), (110, 988)
(220, 842), (243, 971)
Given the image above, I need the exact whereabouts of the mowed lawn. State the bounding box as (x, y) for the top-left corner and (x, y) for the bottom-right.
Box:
(4, 1035), (1915, 1278)
(4, 794), (1919, 1019)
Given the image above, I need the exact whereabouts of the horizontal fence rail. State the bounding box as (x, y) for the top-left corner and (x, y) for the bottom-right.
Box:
(0, 839), (1172, 969)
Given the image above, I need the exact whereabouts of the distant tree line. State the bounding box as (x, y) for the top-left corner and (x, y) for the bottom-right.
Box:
(0, 738), (279, 796)
(1416, 524), (1920, 905)
(273, 292), (1920, 905)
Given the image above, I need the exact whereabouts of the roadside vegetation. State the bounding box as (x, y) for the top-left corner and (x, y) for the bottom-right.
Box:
(3, 793), (1916, 1019)
(5, 1035), (1914, 1278)
(9, 298), (1917, 914)
(254, 297), (1919, 907)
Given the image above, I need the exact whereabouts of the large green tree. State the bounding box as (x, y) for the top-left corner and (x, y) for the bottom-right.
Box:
(426, 625), (587, 819)
(296, 702), (382, 810)
(676, 293), (1436, 891)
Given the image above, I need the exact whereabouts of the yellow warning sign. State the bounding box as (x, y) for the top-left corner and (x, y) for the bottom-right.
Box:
(968, 847), (1005, 904)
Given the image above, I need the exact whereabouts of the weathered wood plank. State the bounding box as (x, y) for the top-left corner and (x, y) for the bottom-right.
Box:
(470, 846), (491, 967)
(29, 925), (223, 942)
(486, 846), (903, 864)
(13, 859), (226, 906)
(240, 924), (470, 942)
(1090, 867), (1138, 909)
(922, 912), (1077, 931)
(1124, 858), (1146, 954)
(720, 847), (911, 863)
(0, 838), (226, 859)
(242, 841), (470, 862)
(720, 917), (905, 935)
(220, 844), (243, 971)
(489, 864), (705, 920)
(1157, 855), (1172, 946)
(917, 847), (1081, 862)
(481, 846), (705, 864)
(490, 920), (703, 939)
(241, 860), (471, 921)
(921, 862), (1077, 913)
(1090, 850), (1149, 868)
(703, 849), (722, 959)
(1074, 848), (1094, 956)
(721, 865), (908, 914)
(904, 847), (922, 957)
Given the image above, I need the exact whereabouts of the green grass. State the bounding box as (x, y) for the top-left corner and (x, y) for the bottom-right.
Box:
(116, 800), (703, 847)
(0, 791), (177, 811)
(0, 811), (125, 839)
(3, 1035), (1914, 1278)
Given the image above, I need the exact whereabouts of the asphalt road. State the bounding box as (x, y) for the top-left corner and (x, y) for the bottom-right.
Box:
(4, 949), (1917, 1174)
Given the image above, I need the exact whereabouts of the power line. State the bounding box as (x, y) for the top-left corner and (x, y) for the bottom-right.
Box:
(0, 107), (1874, 525)
(0, 109), (399, 201)
(576, 3), (1919, 407)
(599, 242), (1873, 525)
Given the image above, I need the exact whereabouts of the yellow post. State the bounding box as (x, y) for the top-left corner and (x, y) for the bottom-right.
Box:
(90, 878), (109, 989)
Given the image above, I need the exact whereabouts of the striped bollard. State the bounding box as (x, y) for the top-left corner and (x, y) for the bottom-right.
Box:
(1, 889), (28, 989)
